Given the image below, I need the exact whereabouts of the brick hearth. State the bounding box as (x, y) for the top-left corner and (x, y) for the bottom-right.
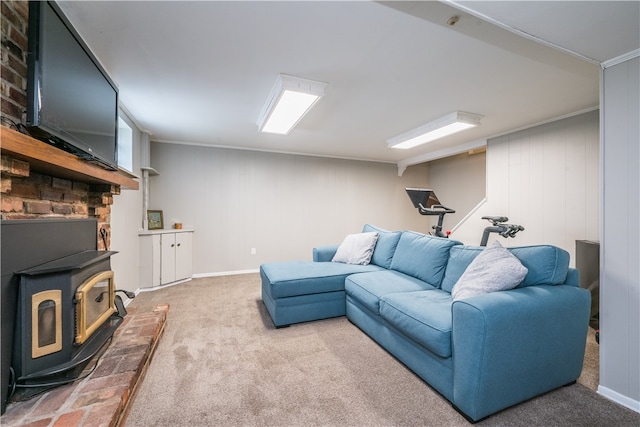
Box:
(0, 304), (168, 427)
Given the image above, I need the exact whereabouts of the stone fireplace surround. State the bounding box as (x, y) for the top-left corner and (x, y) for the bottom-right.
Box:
(0, 132), (164, 425)
(0, 132), (161, 424)
(0, 129), (163, 425)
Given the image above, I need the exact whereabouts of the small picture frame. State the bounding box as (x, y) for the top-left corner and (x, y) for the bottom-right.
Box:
(147, 210), (164, 230)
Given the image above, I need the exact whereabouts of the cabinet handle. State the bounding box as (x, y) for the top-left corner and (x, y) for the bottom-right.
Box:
(171, 244), (175, 247)
(177, 243), (181, 247)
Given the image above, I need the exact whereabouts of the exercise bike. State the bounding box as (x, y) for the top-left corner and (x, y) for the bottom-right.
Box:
(405, 188), (455, 238)
(479, 216), (524, 246)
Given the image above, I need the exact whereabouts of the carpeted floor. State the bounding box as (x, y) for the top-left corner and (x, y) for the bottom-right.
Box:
(124, 275), (639, 426)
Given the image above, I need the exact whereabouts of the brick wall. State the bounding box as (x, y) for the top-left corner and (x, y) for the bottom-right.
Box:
(1, 1), (28, 126)
(1, 1), (118, 250)
(0, 158), (118, 248)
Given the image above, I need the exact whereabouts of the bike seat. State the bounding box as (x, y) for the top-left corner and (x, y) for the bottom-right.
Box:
(482, 216), (508, 224)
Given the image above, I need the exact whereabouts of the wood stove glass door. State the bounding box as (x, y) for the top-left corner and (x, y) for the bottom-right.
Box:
(31, 290), (62, 358)
(75, 271), (115, 345)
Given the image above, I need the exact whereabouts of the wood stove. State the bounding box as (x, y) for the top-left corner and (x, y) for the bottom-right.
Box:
(12, 250), (121, 388)
(1, 219), (127, 409)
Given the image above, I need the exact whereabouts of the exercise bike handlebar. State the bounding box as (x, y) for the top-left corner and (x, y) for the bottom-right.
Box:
(500, 224), (524, 238)
(418, 203), (456, 215)
(480, 216), (525, 246)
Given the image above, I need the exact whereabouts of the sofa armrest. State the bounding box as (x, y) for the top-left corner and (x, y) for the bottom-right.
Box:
(565, 267), (580, 287)
(313, 244), (339, 262)
(451, 285), (590, 422)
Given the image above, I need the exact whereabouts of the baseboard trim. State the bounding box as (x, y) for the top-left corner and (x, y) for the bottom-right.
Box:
(192, 269), (259, 278)
(134, 278), (192, 296)
(598, 385), (640, 413)
(131, 271), (259, 297)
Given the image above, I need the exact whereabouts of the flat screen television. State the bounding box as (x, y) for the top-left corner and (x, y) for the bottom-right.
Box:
(26, 1), (119, 170)
(405, 188), (440, 210)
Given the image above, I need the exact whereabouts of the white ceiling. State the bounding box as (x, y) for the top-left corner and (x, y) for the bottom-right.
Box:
(58, 1), (639, 166)
(451, 1), (640, 63)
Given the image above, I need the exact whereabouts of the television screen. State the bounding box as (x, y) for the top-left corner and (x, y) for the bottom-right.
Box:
(26, 1), (119, 170)
(405, 188), (441, 209)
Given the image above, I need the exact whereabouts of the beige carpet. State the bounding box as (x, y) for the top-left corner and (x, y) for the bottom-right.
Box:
(125, 275), (639, 426)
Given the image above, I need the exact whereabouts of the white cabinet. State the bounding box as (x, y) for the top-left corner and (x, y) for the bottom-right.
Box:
(139, 229), (193, 288)
(160, 232), (193, 284)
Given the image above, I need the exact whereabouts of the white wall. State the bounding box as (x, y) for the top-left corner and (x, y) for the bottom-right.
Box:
(451, 110), (600, 265)
(145, 111), (599, 275)
(109, 112), (143, 295)
(149, 143), (429, 274)
(600, 56), (640, 412)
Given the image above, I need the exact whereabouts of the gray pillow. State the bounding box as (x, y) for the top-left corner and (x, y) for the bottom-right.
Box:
(332, 232), (379, 265)
(451, 240), (528, 301)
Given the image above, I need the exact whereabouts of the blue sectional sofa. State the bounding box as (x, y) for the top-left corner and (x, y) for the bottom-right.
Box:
(260, 224), (591, 422)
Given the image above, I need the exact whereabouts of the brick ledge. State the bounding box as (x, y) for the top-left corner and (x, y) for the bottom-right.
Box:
(0, 303), (169, 427)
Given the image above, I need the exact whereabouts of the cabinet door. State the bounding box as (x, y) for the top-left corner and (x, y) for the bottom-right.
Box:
(139, 234), (161, 287)
(175, 232), (193, 281)
(160, 233), (176, 285)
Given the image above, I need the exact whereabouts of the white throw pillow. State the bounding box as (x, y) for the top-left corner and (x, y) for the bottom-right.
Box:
(451, 240), (528, 301)
(332, 232), (379, 265)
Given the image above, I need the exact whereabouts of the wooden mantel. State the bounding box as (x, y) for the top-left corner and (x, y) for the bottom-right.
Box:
(1, 127), (139, 190)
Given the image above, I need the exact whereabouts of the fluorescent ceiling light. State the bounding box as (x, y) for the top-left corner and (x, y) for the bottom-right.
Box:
(257, 74), (327, 135)
(387, 112), (483, 149)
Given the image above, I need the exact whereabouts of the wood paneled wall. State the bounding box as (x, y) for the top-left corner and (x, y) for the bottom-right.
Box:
(149, 144), (429, 274)
(600, 56), (640, 410)
(451, 110), (600, 263)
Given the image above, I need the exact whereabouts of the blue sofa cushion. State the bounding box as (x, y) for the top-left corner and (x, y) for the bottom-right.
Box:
(441, 244), (570, 293)
(511, 246), (570, 286)
(261, 261), (382, 299)
(362, 224), (402, 269)
(380, 290), (453, 358)
(389, 231), (462, 286)
(345, 270), (436, 314)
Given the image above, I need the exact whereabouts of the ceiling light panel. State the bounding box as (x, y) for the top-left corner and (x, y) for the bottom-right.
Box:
(388, 111), (483, 149)
(257, 74), (328, 135)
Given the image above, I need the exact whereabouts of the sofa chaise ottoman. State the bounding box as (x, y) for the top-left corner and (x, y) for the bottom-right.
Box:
(260, 260), (383, 327)
(260, 224), (400, 327)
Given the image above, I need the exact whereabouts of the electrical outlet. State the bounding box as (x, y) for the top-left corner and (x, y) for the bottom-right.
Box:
(251, 248), (256, 255)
